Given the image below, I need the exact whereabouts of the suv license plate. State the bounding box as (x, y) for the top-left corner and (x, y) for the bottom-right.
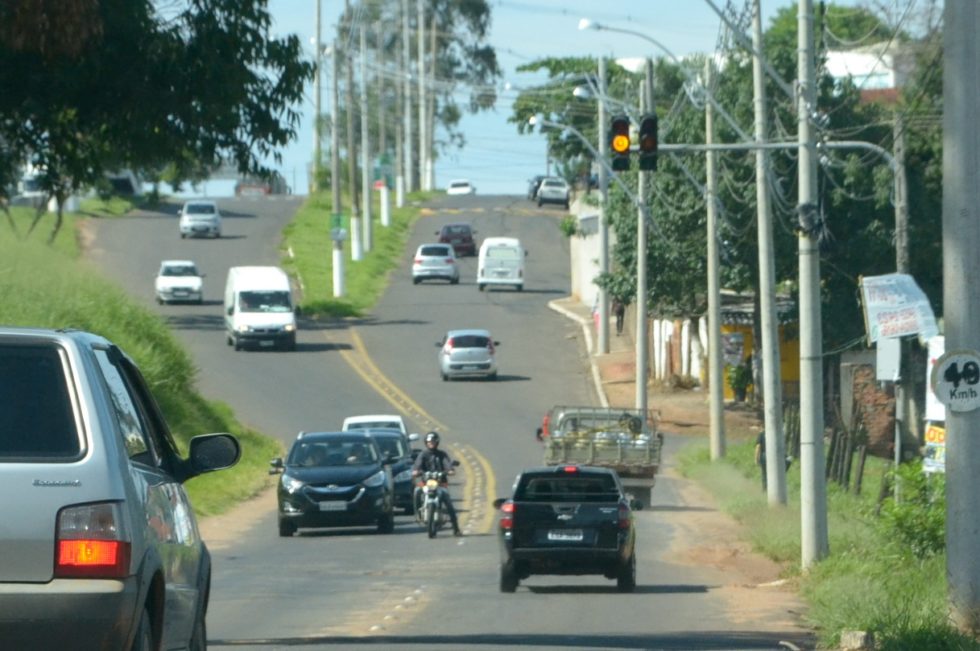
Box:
(548, 529), (583, 542)
(319, 501), (347, 511)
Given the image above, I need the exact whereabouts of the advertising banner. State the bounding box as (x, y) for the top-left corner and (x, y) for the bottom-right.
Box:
(860, 273), (938, 343)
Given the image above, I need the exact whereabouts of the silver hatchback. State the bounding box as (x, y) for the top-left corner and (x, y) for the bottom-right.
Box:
(437, 328), (500, 381)
(413, 243), (460, 285)
(0, 327), (240, 650)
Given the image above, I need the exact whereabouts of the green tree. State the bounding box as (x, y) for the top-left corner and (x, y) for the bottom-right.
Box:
(0, 0), (313, 241)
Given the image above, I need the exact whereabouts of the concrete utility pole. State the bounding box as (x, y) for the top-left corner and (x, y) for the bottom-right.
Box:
(597, 56), (610, 356)
(377, 22), (386, 159)
(402, 0), (413, 194)
(635, 60), (653, 415)
(426, 14), (437, 191)
(343, 8), (362, 261)
(394, 4), (404, 208)
(312, 0), (322, 193)
(704, 60), (725, 461)
(797, 0), (829, 568)
(753, 0), (787, 505)
(943, 0), (980, 632)
(417, 0), (427, 191)
(360, 23), (372, 253)
(330, 41), (345, 298)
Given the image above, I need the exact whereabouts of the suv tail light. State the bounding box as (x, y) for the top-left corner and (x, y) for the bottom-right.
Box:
(55, 502), (131, 579)
(500, 501), (515, 530)
(444, 337), (454, 350)
(414, 257), (423, 264)
(618, 504), (631, 530)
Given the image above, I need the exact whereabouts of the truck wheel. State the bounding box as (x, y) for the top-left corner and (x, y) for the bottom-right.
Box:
(616, 553), (636, 592)
(500, 562), (519, 593)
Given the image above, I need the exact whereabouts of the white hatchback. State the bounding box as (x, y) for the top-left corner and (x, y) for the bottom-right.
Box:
(446, 179), (475, 195)
(155, 259), (204, 304)
(412, 243), (460, 285)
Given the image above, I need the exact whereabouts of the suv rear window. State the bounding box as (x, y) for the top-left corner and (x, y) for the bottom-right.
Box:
(0, 345), (80, 459)
(515, 476), (619, 503)
(450, 335), (489, 348)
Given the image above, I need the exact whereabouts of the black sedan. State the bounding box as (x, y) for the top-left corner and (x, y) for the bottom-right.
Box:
(361, 428), (420, 514)
(271, 431), (396, 536)
(492, 465), (641, 592)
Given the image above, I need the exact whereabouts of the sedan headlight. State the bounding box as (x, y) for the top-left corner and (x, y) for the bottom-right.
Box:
(281, 474), (305, 493)
(284, 323), (296, 332)
(394, 468), (413, 482)
(362, 470), (387, 488)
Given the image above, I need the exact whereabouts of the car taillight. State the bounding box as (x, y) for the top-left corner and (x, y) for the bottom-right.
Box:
(562, 465), (578, 473)
(54, 502), (131, 579)
(414, 258), (423, 264)
(618, 504), (631, 530)
(542, 414), (550, 437)
(488, 340), (495, 354)
(445, 258), (455, 264)
(445, 338), (454, 350)
(500, 501), (515, 530)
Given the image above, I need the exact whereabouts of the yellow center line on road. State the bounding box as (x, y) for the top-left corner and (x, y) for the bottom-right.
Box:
(335, 327), (497, 534)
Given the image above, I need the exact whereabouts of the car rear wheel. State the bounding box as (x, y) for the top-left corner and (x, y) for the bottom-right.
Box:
(278, 519), (296, 537)
(131, 604), (154, 651)
(500, 562), (519, 593)
(616, 553), (636, 592)
(478, 284), (486, 291)
(441, 372), (449, 381)
(413, 277), (420, 285)
(451, 276), (459, 285)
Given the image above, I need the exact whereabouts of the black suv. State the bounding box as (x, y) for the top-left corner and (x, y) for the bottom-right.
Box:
(271, 431), (396, 536)
(493, 465), (641, 593)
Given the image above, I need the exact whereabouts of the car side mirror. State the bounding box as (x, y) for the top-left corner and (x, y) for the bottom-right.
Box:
(435, 341), (442, 348)
(630, 499), (643, 511)
(524, 250), (529, 257)
(408, 433), (420, 442)
(226, 306), (234, 316)
(179, 433), (241, 482)
(452, 460), (460, 467)
(493, 341), (501, 346)
(269, 457), (284, 475)
(384, 455), (399, 465)
(492, 498), (508, 510)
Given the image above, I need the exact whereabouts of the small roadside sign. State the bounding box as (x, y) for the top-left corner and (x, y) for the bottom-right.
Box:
(930, 349), (980, 413)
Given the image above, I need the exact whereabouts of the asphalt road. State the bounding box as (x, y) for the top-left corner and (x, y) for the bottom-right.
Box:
(85, 194), (812, 650)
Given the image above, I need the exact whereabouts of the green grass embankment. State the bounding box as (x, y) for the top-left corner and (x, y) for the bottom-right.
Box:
(677, 440), (976, 650)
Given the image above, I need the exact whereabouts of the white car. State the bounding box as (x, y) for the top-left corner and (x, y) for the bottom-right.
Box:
(536, 177), (570, 209)
(155, 259), (204, 304)
(446, 179), (475, 196)
(412, 243), (460, 285)
(342, 414), (410, 436)
(178, 200), (222, 238)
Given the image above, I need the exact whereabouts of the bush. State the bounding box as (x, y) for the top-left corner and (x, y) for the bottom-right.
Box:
(559, 214), (578, 238)
(877, 461), (946, 559)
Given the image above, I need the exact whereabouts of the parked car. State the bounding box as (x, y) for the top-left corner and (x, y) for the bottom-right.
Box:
(0, 326), (241, 650)
(492, 465), (641, 593)
(536, 177), (571, 209)
(178, 200), (222, 238)
(526, 175), (545, 200)
(271, 431), (396, 537)
(437, 328), (499, 381)
(436, 222), (477, 257)
(154, 259), (204, 304)
(362, 428), (420, 514)
(446, 179), (476, 195)
(412, 243), (460, 285)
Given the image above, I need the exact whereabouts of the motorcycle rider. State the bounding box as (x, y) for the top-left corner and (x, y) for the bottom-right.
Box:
(412, 431), (462, 536)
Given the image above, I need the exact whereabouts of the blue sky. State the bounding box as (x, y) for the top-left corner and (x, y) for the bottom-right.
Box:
(263, 0), (863, 197)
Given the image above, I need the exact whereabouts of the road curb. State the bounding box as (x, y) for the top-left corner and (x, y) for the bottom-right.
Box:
(547, 298), (609, 408)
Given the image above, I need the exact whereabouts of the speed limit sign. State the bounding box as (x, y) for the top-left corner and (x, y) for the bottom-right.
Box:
(931, 350), (980, 412)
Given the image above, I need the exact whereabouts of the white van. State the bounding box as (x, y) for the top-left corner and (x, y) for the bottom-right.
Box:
(477, 237), (525, 291)
(224, 266), (297, 351)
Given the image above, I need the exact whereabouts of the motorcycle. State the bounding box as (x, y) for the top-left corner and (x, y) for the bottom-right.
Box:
(415, 470), (451, 538)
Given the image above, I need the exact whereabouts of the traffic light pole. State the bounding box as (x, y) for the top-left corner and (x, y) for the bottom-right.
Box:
(597, 57), (611, 356)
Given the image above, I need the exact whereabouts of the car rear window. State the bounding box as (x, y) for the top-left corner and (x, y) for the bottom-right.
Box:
(420, 245), (451, 257)
(0, 344), (81, 460)
(444, 225), (471, 236)
(515, 476), (620, 503)
(486, 247), (519, 260)
(450, 335), (490, 348)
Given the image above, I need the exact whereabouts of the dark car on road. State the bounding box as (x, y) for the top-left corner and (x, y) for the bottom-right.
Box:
(436, 222), (477, 257)
(493, 465), (641, 593)
(0, 327), (241, 650)
(271, 431), (396, 537)
(362, 428), (420, 514)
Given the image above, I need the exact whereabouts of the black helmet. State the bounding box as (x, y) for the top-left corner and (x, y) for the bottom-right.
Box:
(425, 431), (440, 445)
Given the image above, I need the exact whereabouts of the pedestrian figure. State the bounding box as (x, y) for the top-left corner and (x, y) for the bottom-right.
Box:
(754, 430), (767, 492)
(613, 299), (625, 336)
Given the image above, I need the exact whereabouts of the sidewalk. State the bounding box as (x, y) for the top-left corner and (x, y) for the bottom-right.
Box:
(549, 296), (762, 440)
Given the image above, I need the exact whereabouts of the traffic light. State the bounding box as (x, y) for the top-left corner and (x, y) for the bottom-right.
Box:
(609, 115), (631, 171)
(638, 113), (658, 171)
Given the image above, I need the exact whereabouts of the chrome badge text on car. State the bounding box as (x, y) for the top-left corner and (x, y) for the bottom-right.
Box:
(33, 479), (82, 487)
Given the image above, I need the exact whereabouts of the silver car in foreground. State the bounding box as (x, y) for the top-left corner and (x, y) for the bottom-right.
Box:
(437, 328), (500, 381)
(0, 327), (240, 650)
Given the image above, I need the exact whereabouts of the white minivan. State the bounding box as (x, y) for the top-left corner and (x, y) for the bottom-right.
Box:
(224, 266), (297, 351)
(477, 237), (525, 292)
